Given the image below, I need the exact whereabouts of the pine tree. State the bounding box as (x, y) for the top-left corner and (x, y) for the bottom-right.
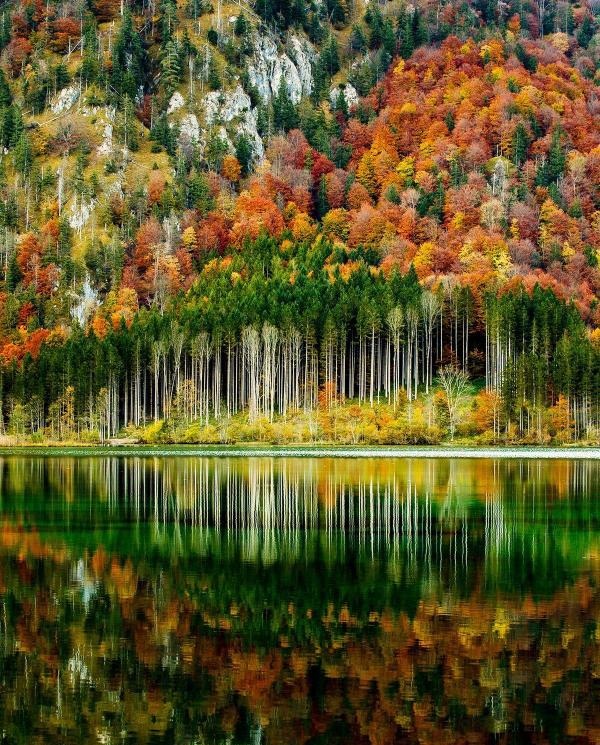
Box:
(0, 12), (10, 50)
(235, 134), (253, 177)
(319, 35), (340, 78)
(367, 8), (384, 48)
(115, 96), (139, 152)
(273, 82), (298, 132)
(577, 15), (596, 48)
(381, 19), (396, 60)
(511, 122), (529, 166)
(350, 25), (367, 52)
(160, 0), (178, 43)
(161, 39), (182, 96)
(234, 14), (249, 36)
(316, 175), (329, 219)
(81, 18), (100, 85)
(327, 0), (349, 27)
(536, 128), (565, 187)
(0, 69), (11, 108)
(413, 9), (427, 46)
(13, 133), (33, 177)
(6, 252), (21, 292)
(187, 172), (214, 213)
(397, 9), (414, 59)
(111, 9), (147, 100)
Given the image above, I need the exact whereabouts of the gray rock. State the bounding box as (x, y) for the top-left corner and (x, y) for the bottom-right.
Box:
(167, 92), (185, 115)
(179, 113), (201, 143)
(68, 197), (95, 231)
(288, 36), (316, 97)
(202, 85), (264, 160)
(204, 85), (252, 125)
(51, 86), (80, 114)
(247, 33), (315, 104)
(330, 83), (359, 109)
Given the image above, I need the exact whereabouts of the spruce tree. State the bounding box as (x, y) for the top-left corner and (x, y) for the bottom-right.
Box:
(316, 175), (329, 219)
(6, 253), (21, 292)
(511, 122), (529, 167)
(577, 15), (596, 48)
(235, 135), (253, 177)
(161, 39), (182, 97)
(320, 35), (340, 78)
(0, 69), (11, 108)
(273, 83), (298, 132)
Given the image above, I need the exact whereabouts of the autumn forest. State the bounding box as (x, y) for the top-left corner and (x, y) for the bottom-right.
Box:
(0, 0), (599, 444)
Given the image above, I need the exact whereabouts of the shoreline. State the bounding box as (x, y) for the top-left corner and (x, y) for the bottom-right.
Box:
(0, 444), (598, 459)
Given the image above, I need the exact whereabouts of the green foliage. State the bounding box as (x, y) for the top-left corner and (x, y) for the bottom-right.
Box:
(577, 14), (596, 48)
(319, 34), (340, 78)
(0, 69), (11, 108)
(187, 172), (215, 213)
(273, 82), (298, 133)
(0, 106), (23, 150)
(235, 134), (253, 177)
(13, 132), (33, 176)
(114, 96), (139, 151)
(511, 122), (530, 167)
(160, 39), (182, 97)
(111, 9), (148, 100)
(535, 128), (566, 187)
(151, 112), (178, 156)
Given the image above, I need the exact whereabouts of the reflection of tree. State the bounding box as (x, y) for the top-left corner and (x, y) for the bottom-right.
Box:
(0, 529), (599, 744)
(0, 458), (597, 741)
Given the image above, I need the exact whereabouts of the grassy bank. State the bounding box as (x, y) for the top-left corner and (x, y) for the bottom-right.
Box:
(0, 444), (598, 459)
(2, 394), (599, 451)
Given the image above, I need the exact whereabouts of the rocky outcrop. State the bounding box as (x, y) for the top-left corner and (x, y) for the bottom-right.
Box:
(288, 36), (315, 98)
(97, 123), (113, 156)
(96, 108), (116, 156)
(167, 92), (185, 115)
(247, 34), (315, 103)
(204, 85), (252, 125)
(179, 113), (201, 143)
(169, 32), (317, 163)
(202, 85), (264, 160)
(70, 277), (99, 327)
(68, 197), (95, 231)
(51, 86), (80, 114)
(330, 83), (359, 109)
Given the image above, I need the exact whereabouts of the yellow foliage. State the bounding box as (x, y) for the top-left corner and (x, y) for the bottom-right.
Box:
(413, 242), (435, 278)
(548, 32), (570, 52)
(396, 156), (415, 186)
(322, 208), (349, 242)
(290, 212), (317, 242)
(400, 102), (417, 115)
(419, 139), (435, 158)
(181, 226), (197, 251)
(451, 212), (466, 230)
(589, 328), (600, 349)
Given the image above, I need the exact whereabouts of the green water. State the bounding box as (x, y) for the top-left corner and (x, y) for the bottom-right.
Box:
(0, 456), (599, 744)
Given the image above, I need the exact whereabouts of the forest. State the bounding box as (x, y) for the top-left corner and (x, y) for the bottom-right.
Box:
(0, 0), (599, 444)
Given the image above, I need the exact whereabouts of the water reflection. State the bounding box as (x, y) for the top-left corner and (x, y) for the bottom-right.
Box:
(0, 456), (598, 743)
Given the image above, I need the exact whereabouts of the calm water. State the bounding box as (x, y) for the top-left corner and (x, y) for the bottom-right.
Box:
(0, 456), (599, 744)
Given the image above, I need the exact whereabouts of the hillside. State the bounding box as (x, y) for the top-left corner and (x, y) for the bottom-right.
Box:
(0, 0), (599, 444)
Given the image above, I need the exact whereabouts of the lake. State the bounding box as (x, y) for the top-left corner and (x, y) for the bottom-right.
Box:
(0, 454), (599, 743)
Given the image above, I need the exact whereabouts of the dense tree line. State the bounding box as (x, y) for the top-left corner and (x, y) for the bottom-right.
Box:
(1, 235), (598, 442)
